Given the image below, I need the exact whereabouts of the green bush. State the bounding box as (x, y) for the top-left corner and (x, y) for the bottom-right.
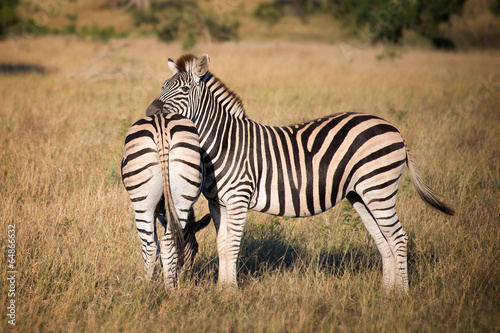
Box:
(132, 9), (159, 27)
(491, 0), (500, 16)
(157, 22), (179, 42)
(78, 25), (129, 42)
(254, 2), (285, 26)
(0, 0), (20, 38)
(182, 30), (197, 50)
(131, 0), (239, 47)
(205, 17), (239, 42)
(252, 0), (466, 47)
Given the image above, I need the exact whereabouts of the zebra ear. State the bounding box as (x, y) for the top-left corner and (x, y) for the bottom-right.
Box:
(195, 54), (210, 77)
(168, 57), (179, 75)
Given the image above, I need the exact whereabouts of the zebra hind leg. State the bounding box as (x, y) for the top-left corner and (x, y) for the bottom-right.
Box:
(127, 167), (163, 282)
(159, 221), (178, 289)
(133, 209), (160, 281)
(346, 192), (408, 295)
(156, 199), (178, 288)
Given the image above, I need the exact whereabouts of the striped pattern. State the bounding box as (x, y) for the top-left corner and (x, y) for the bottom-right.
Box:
(121, 112), (209, 288)
(145, 54), (454, 294)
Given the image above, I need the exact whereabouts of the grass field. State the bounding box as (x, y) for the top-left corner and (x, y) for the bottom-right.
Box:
(1, 36), (499, 332)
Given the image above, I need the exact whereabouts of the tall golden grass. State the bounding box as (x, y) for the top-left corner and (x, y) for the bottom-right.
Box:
(0, 36), (499, 332)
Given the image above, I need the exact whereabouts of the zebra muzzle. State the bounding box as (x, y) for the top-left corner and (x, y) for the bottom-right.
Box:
(145, 99), (165, 116)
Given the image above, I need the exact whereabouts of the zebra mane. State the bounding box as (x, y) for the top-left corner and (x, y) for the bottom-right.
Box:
(175, 54), (246, 119)
(175, 54), (198, 73)
(204, 72), (246, 119)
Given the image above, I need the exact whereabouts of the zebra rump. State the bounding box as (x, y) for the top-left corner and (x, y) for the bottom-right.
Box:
(121, 112), (209, 288)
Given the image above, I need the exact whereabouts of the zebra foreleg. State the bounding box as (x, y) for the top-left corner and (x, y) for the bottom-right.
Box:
(210, 200), (247, 289)
(209, 202), (229, 286)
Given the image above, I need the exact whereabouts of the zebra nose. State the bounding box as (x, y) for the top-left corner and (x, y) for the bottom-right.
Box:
(145, 99), (164, 116)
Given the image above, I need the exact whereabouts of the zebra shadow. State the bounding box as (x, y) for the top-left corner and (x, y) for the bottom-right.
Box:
(188, 223), (430, 287)
(237, 228), (381, 280)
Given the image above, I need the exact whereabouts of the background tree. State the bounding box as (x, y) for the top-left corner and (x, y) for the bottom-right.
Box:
(0, 0), (20, 39)
(410, 0), (466, 48)
(131, 0), (239, 48)
(255, 0), (467, 48)
(329, 0), (466, 47)
(327, 0), (413, 44)
(490, 0), (500, 16)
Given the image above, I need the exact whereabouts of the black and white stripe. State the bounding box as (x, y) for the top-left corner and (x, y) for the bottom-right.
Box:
(121, 112), (209, 288)
(145, 54), (454, 294)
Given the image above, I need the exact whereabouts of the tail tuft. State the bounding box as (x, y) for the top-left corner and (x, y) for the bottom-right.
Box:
(406, 147), (455, 216)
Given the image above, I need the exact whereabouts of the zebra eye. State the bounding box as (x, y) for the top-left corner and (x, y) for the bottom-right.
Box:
(181, 86), (190, 93)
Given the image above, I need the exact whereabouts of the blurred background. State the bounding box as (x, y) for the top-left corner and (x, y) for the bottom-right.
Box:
(2, 0), (500, 51)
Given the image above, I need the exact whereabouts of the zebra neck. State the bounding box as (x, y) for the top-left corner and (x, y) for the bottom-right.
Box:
(204, 74), (246, 120)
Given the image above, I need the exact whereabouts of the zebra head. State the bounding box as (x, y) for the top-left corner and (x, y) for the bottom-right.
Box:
(183, 213), (212, 269)
(156, 211), (211, 270)
(145, 54), (211, 119)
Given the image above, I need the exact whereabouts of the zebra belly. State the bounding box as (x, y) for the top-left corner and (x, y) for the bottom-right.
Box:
(249, 179), (339, 217)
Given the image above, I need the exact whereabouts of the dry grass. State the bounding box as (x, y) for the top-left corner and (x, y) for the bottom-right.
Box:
(0, 36), (499, 332)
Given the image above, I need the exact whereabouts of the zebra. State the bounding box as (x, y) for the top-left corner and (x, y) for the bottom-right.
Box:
(121, 112), (211, 288)
(145, 54), (454, 294)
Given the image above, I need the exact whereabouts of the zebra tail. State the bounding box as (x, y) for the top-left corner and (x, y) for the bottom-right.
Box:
(405, 146), (455, 216)
(159, 132), (186, 268)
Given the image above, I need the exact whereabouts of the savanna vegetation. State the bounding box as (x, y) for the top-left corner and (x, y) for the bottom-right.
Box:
(4, 0), (500, 48)
(1, 0), (499, 332)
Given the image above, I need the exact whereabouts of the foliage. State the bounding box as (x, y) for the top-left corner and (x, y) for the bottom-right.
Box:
(182, 30), (197, 50)
(331, 0), (466, 46)
(9, 14), (128, 42)
(131, 0), (239, 46)
(490, 0), (500, 16)
(13, 17), (51, 36)
(156, 21), (179, 42)
(205, 16), (240, 42)
(411, 0), (466, 48)
(328, 0), (410, 43)
(254, 2), (285, 26)
(78, 25), (130, 42)
(254, 0), (323, 25)
(254, 0), (466, 48)
(0, 0), (20, 39)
